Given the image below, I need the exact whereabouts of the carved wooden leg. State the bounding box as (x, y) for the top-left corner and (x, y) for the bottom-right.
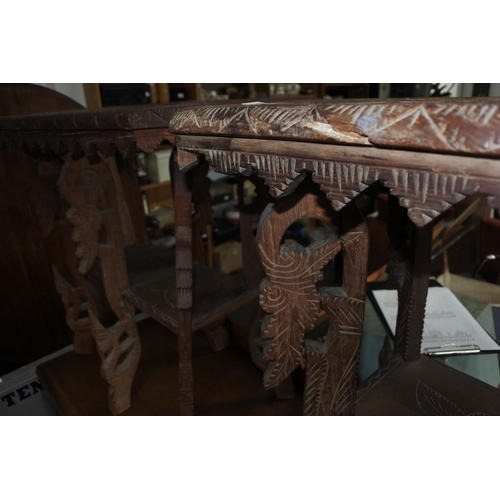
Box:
(387, 195), (433, 360)
(386, 194), (408, 291)
(52, 265), (94, 354)
(174, 151), (195, 415)
(88, 309), (140, 414)
(257, 192), (342, 406)
(203, 321), (230, 352)
(57, 157), (141, 415)
(394, 223), (433, 361)
(304, 201), (369, 416)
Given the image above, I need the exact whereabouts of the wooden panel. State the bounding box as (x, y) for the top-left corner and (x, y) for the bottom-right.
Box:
(82, 83), (102, 109)
(0, 83), (82, 116)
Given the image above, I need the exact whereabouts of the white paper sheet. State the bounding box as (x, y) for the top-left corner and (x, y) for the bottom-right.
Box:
(371, 287), (500, 354)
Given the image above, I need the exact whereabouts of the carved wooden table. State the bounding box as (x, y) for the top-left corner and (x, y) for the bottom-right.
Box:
(0, 102), (211, 415)
(3, 97), (500, 415)
(169, 98), (500, 415)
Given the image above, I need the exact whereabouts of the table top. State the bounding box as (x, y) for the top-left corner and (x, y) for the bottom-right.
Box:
(0, 98), (320, 132)
(1, 97), (499, 158)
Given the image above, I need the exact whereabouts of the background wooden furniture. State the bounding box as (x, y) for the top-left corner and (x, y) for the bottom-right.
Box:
(0, 100), (281, 415)
(82, 83), (374, 110)
(0, 84), (80, 375)
(0, 84), (150, 377)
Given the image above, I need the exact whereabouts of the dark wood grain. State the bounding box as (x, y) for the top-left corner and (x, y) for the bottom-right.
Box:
(356, 354), (500, 416)
(0, 85), (84, 374)
(170, 98), (500, 157)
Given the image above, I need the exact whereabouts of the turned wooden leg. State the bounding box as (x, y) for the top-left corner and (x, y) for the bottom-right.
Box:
(174, 150), (196, 416)
(203, 320), (230, 352)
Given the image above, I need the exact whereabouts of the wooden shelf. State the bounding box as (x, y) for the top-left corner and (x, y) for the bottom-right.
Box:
(140, 180), (171, 192)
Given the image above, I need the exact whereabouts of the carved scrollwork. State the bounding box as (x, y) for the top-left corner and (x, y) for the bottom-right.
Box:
(52, 265), (94, 354)
(257, 192), (342, 389)
(88, 309), (141, 415)
(303, 209), (369, 416)
(59, 170), (106, 274)
(56, 157), (141, 415)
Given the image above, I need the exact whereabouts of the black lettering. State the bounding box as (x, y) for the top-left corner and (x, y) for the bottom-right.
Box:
(16, 385), (31, 401)
(30, 381), (43, 395)
(1, 392), (16, 407)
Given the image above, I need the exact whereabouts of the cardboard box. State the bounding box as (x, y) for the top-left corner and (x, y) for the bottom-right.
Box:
(0, 345), (73, 416)
(146, 145), (173, 183)
(214, 241), (243, 274)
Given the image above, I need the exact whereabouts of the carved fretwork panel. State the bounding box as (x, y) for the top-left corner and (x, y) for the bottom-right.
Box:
(310, 161), (482, 226)
(57, 158), (141, 415)
(304, 204), (369, 416)
(257, 192), (342, 389)
(0, 131), (141, 161)
(52, 266), (94, 354)
(202, 148), (307, 198)
(134, 129), (174, 153)
(176, 136), (500, 227)
(88, 309), (141, 414)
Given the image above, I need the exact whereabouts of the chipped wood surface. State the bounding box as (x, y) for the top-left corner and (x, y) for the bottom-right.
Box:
(170, 98), (500, 157)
